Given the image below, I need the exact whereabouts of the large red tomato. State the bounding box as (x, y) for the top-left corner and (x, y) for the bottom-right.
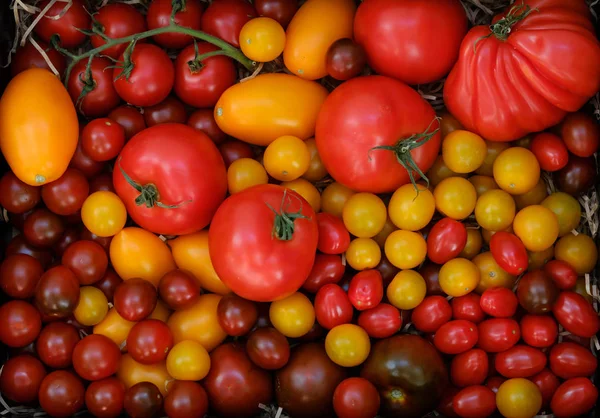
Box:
(354, 0), (467, 85)
(113, 124), (227, 236)
(315, 76), (441, 193)
(209, 184), (318, 302)
(444, 0), (600, 141)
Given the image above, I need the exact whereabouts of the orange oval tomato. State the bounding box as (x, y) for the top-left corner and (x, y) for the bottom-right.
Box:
(117, 354), (173, 396)
(93, 307), (136, 347)
(554, 233), (598, 275)
(110, 227), (176, 287)
(321, 182), (355, 218)
(0, 68), (78, 185)
(284, 0), (355, 80)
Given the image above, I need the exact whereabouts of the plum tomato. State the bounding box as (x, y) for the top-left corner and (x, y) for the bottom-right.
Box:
(550, 378), (599, 417)
(411, 295), (452, 333)
(530, 133), (569, 171)
(302, 254), (345, 293)
(433, 320), (478, 355)
(529, 368), (560, 409)
(317, 212), (351, 254)
(520, 314), (558, 348)
(452, 385), (496, 418)
(314, 283), (354, 330)
(451, 293), (486, 324)
(357, 303), (402, 339)
(479, 287), (518, 318)
(549, 342), (597, 379)
(477, 318), (521, 353)
(543, 259), (577, 290)
(495, 345), (547, 378)
(451, 348), (489, 387)
(426, 217), (467, 264)
(347, 269), (383, 311)
(489, 231), (528, 276)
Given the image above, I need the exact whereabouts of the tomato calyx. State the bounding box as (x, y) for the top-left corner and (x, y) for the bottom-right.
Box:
(266, 190), (310, 241)
(74, 55), (97, 112)
(473, 2), (538, 52)
(170, 0), (188, 21)
(186, 41), (229, 73)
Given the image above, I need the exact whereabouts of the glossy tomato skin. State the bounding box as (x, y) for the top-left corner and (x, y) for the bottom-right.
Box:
(23, 208), (64, 247)
(6, 234), (53, 269)
(158, 269), (201, 311)
(317, 212), (351, 254)
(495, 345), (547, 378)
(113, 278), (157, 322)
(477, 318), (521, 353)
(434, 320), (479, 355)
(201, 0), (257, 47)
(34, 266), (80, 319)
(72, 334), (121, 381)
(10, 41), (66, 78)
(164, 381), (209, 418)
(81, 119), (126, 162)
(314, 284), (354, 330)
(302, 254), (345, 293)
(219, 140), (254, 168)
(0, 354), (46, 403)
(358, 303), (402, 339)
(90, 4), (147, 58)
(347, 270), (383, 311)
(0, 253), (43, 299)
(451, 293), (486, 324)
(36, 322), (80, 368)
(530, 368), (560, 408)
(147, 0), (203, 48)
(489, 231), (528, 275)
(316, 76), (440, 193)
(333, 377), (381, 418)
(93, 268), (122, 302)
(114, 124), (227, 236)
(187, 109), (227, 144)
(39, 371), (85, 418)
(123, 382), (163, 418)
(34, 0), (90, 48)
(85, 377), (126, 418)
(520, 314), (557, 348)
(246, 327), (290, 370)
(426, 218), (467, 264)
(452, 385), (496, 418)
(530, 133), (569, 171)
(550, 378), (599, 417)
(480, 287), (518, 318)
(62, 240), (109, 285)
(549, 342), (597, 379)
(451, 348), (489, 387)
(217, 293), (258, 336)
(70, 140), (105, 179)
(517, 270), (559, 314)
(126, 319), (174, 365)
(556, 155), (597, 196)
(544, 259), (577, 290)
(326, 38), (367, 81)
(560, 112), (600, 157)
(411, 295), (452, 333)
(0, 171), (41, 213)
(108, 106), (146, 140)
(254, 0), (297, 28)
(143, 97), (187, 127)
(42, 168), (89, 216)
(67, 57), (121, 118)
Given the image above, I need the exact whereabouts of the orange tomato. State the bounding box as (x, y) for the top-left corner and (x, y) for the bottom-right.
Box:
(117, 354), (173, 396)
(427, 155), (467, 187)
(93, 307), (136, 347)
(302, 138), (328, 182)
(473, 252), (516, 293)
(513, 179), (548, 210)
(475, 141), (510, 177)
(149, 300), (172, 323)
(81, 191), (127, 237)
(554, 233), (598, 275)
(0, 68), (78, 185)
(321, 182), (355, 218)
(460, 229), (483, 260)
(469, 175), (499, 197)
(281, 178), (321, 212)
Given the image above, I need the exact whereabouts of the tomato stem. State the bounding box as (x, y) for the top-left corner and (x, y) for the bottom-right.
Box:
(266, 190), (310, 241)
(473, 2), (538, 52)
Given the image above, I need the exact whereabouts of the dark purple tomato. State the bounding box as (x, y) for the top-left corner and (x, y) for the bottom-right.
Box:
(217, 293), (259, 336)
(0, 171), (41, 213)
(38, 371), (85, 418)
(124, 382), (163, 418)
(0, 253), (43, 299)
(452, 385), (496, 418)
(187, 108), (227, 144)
(89, 172), (116, 194)
(23, 208), (65, 247)
(246, 326), (290, 370)
(517, 270), (559, 314)
(0, 300), (41, 347)
(85, 377), (126, 418)
(34, 266), (80, 319)
(143, 96), (188, 127)
(72, 334), (121, 381)
(53, 227), (81, 257)
(126, 319), (174, 365)
(555, 155), (597, 196)
(164, 381), (209, 418)
(36, 322), (80, 368)
(108, 105), (146, 140)
(6, 234), (53, 268)
(451, 349), (489, 387)
(560, 112), (600, 157)
(0, 354), (47, 403)
(326, 38), (367, 81)
(200, 0), (257, 47)
(376, 255), (399, 287)
(62, 240), (109, 285)
(41, 168), (89, 215)
(113, 278), (157, 322)
(219, 140), (254, 168)
(70, 139), (106, 178)
(254, 0), (297, 27)
(158, 269), (201, 311)
(495, 345), (547, 378)
(333, 377), (381, 418)
(93, 268), (123, 303)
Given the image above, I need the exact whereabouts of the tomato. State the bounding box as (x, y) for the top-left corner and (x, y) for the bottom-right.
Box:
(254, 0), (297, 28)
(554, 232), (598, 275)
(41, 168), (88, 216)
(85, 378), (125, 418)
(93, 308), (135, 347)
(321, 182), (355, 218)
(434, 177), (477, 220)
(144, 97), (188, 128)
(544, 259), (577, 290)
(164, 340), (210, 381)
(81, 119), (125, 163)
(550, 378), (599, 417)
(164, 381), (208, 418)
(70, 143), (104, 182)
(125, 319), (173, 365)
(347, 270), (383, 311)
(113, 278), (157, 322)
(560, 112), (600, 157)
(332, 378), (380, 418)
(117, 354), (172, 396)
(480, 288), (518, 318)
(357, 303), (401, 339)
(158, 269), (200, 311)
(385, 230), (427, 270)
(281, 178), (321, 212)
(123, 382), (163, 418)
(340, 193), (385, 239)
(473, 252), (517, 295)
(314, 284), (353, 330)
(527, 246), (557, 272)
(0, 354), (46, 403)
(81, 191), (127, 238)
(541, 192), (581, 237)
(6, 234), (53, 268)
(560, 156), (598, 199)
(488, 232), (528, 276)
(373, 217), (397, 249)
(412, 295), (452, 333)
(517, 270), (559, 314)
(35, 266), (80, 319)
(387, 270), (427, 310)
(496, 378), (543, 418)
(227, 158), (267, 195)
(73, 286), (109, 326)
(460, 229), (483, 260)
(387, 183), (434, 231)
(34, 0), (90, 48)
(452, 385), (496, 418)
(72, 334), (121, 381)
(495, 345), (547, 378)
(469, 175), (499, 197)
(530, 133), (569, 171)
(549, 342), (597, 380)
(513, 205), (559, 252)
(22, 208), (64, 247)
(216, 293), (257, 336)
(434, 320), (478, 355)
(10, 41), (66, 78)
(477, 318), (521, 353)
(269, 292), (315, 338)
(0, 254), (43, 299)
(473, 142), (509, 178)
(262, 135), (310, 181)
(35, 322), (79, 369)
(439, 258), (480, 297)
(325, 324), (370, 367)
(428, 155), (467, 187)
(147, 0), (203, 48)
(520, 315), (557, 348)
(345, 238), (381, 270)
(67, 57), (121, 118)
(553, 291), (600, 338)
(39, 371), (85, 418)
(108, 106), (146, 140)
(451, 349), (489, 387)
(475, 190), (516, 232)
(427, 218), (468, 264)
(441, 130), (487, 174)
(90, 3), (147, 58)
(239, 17), (286, 62)
(529, 368), (560, 409)
(0, 172), (40, 214)
(514, 180), (548, 212)
(301, 255), (344, 294)
(492, 148), (541, 196)
(452, 293), (486, 324)
(326, 38), (367, 81)
(316, 213), (350, 255)
(201, 0), (256, 47)
(246, 327), (290, 370)
(187, 109), (227, 145)
(62, 240), (108, 285)
(297, 139), (326, 182)
(439, 110), (464, 138)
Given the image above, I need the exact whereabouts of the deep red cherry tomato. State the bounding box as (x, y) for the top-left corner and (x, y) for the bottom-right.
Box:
(254, 0), (297, 28)
(556, 155), (597, 196)
(553, 291), (600, 338)
(90, 3), (147, 58)
(0, 354), (46, 403)
(543, 259), (577, 290)
(62, 240), (109, 285)
(246, 327), (290, 370)
(124, 382), (163, 418)
(452, 385), (496, 418)
(70, 140), (105, 179)
(36, 322), (80, 368)
(317, 212), (351, 255)
(451, 293), (486, 324)
(0, 300), (41, 347)
(143, 97), (187, 127)
(479, 287), (518, 318)
(489, 231), (528, 275)
(0, 171), (41, 213)
(357, 303), (401, 339)
(89, 173), (116, 194)
(437, 386), (461, 418)
(520, 314), (557, 348)
(72, 334), (121, 381)
(315, 283), (354, 329)
(412, 295), (452, 333)
(434, 320), (478, 355)
(67, 57), (121, 118)
(81, 228), (112, 255)
(113, 44), (174, 107)
(477, 318), (521, 353)
(34, 0), (90, 48)
(126, 319), (174, 365)
(530, 368), (560, 409)
(147, 0), (203, 48)
(302, 254), (345, 293)
(6, 234), (53, 269)
(326, 38), (367, 81)
(560, 112), (600, 157)
(550, 378), (599, 417)
(333, 377), (380, 418)
(451, 348), (489, 387)
(108, 106), (146, 140)
(217, 293), (259, 336)
(85, 377), (126, 418)
(427, 218), (467, 264)
(164, 381), (208, 418)
(530, 133), (569, 171)
(23, 208), (64, 248)
(200, 0), (257, 47)
(347, 270), (384, 311)
(549, 342), (597, 379)
(39, 371), (85, 418)
(187, 109), (227, 144)
(219, 140), (254, 168)
(495, 345), (547, 378)
(158, 269), (201, 311)
(485, 376), (505, 394)
(55, 228), (82, 257)
(10, 41), (66, 78)
(94, 268), (122, 303)
(0, 253), (43, 299)
(113, 278), (157, 322)
(81, 118), (126, 162)
(34, 266), (80, 319)
(41, 168), (89, 216)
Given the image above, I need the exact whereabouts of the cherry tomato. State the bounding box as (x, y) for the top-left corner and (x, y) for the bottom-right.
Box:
(495, 345), (547, 378)
(554, 232), (598, 275)
(217, 293), (259, 336)
(556, 155), (597, 196)
(387, 270), (426, 310)
(34, 0), (90, 48)
(0, 253), (43, 299)
(385, 230), (427, 270)
(347, 270), (383, 311)
(517, 270), (559, 314)
(434, 320), (478, 355)
(158, 269), (200, 311)
(302, 254), (345, 293)
(325, 38), (367, 81)
(23, 208), (64, 248)
(254, 0), (297, 27)
(6, 234), (53, 268)
(240, 17), (286, 62)
(81, 119), (126, 162)
(439, 258), (480, 297)
(201, 0), (257, 47)
(93, 268), (122, 303)
(427, 217), (467, 264)
(520, 314), (557, 348)
(67, 57), (121, 118)
(452, 293), (486, 324)
(357, 303), (402, 339)
(345, 238), (381, 271)
(73, 334), (121, 381)
(62, 240), (108, 285)
(333, 377), (380, 418)
(451, 349), (489, 387)
(0, 354), (46, 403)
(219, 140), (254, 168)
(246, 327), (290, 370)
(314, 283), (353, 330)
(126, 319), (173, 365)
(412, 295), (452, 333)
(81, 191), (127, 237)
(0, 171), (41, 213)
(188, 108), (227, 144)
(147, 0), (203, 48)
(108, 105), (146, 140)
(550, 378), (599, 417)
(452, 385), (496, 418)
(90, 3), (147, 59)
(434, 177), (477, 220)
(281, 178), (321, 212)
(317, 212), (351, 255)
(325, 324), (371, 367)
(269, 292), (315, 338)
(321, 182), (355, 218)
(530, 133), (569, 171)
(263, 135), (310, 181)
(489, 231), (529, 275)
(10, 40), (66, 78)
(475, 189), (516, 232)
(114, 278), (158, 322)
(479, 287), (518, 318)
(39, 371), (85, 418)
(166, 340), (211, 381)
(124, 382), (163, 418)
(549, 342), (597, 379)
(145, 98), (188, 128)
(85, 377), (126, 418)
(493, 147), (540, 195)
(544, 260), (577, 290)
(477, 318), (521, 353)
(35, 266), (80, 319)
(227, 158), (269, 194)
(164, 381), (209, 418)
(74, 286), (109, 326)
(496, 378), (543, 418)
(529, 368), (560, 409)
(442, 130), (487, 174)
(560, 112), (600, 157)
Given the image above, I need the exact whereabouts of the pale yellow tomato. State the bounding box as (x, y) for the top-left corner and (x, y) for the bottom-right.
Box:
(428, 155), (467, 187)
(269, 292), (315, 338)
(263, 135), (310, 181)
(473, 252), (516, 294)
(166, 340), (211, 381)
(554, 233), (598, 275)
(302, 138), (327, 182)
(439, 258), (480, 297)
(496, 378), (542, 418)
(388, 183), (435, 231)
(325, 324), (370, 367)
(475, 141), (510, 177)
(73, 286), (108, 326)
(373, 217), (397, 248)
(345, 238), (381, 270)
(227, 158), (268, 194)
(321, 182), (355, 218)
(433, 177), (477, 220)
(514, 179), (548, 210)
(239, 17), (286, 62)
(474, 189), (516, 232)
(281, 178), (321, 212)
(384, 230), (427, 270)
(493, 147), (540, 195)
(442, 130), (487, 173)
(460, 229), (483, 260)
(386, 270), (427, 310)
(81, 191), (127, 237)
(540, 192), (581, 237)
(469, 175), (499, 197)
(513, 205), (559, 252)
(342, 193), (387, 238)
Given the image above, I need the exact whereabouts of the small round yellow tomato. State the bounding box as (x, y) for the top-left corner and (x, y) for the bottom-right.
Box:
(460, 229), (483, 260)
(325, 324), (370, 367)
(117, 354), (172, 396)
(496, 378), (542, 418)
(167, 294), (227, 351)
(388, 184), (435, 231)
(281, 178), (321, 212)
(263, 135), (310, 181)
(386, 270), (427, 310)
(473, 252), (516, 294)
(384, 230), (427, 270)
(475, 141), (511, 177)
(342, 193), (387, 238)
(373, 217), (397, 248)
(227, 158), (268, 194)
(439, 258), (480, 297)
(540, 192), (581, 237)
(94, 308), (135, 347)
(321, 182), (355, 218)
(269, 292), (315, 338)
(428, 155), (467, 187)
(345, 238), (381, 270)
(554, 233), (598, 275)
(513, 179), (548, 210)
(469, 175), (499, 197)
(493, 147), (540, 195)
(527, 246), (554, 272)
(302, 138), (327, 182)
(442, 130), (487, 174)
(81, 191), (127, 237)
(149, 300), (171, 323)
(166, 340), (211, 381)
(239, 17), (286, 62)
(513, 205), (559, 252)
(474, 189), (516, 232)
(74, 286), (108, 326)
(481, 225), (513, 245)
(433, 177), (477, 220)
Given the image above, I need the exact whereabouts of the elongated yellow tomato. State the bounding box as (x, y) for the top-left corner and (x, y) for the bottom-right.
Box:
(117, 354), (173, 396)
(284, 0), (356, 80)
(93, 307), (135, 347)
(110, 227), (176, 287)
(0, 68), (78, 185)
(215, 73), (328, 146)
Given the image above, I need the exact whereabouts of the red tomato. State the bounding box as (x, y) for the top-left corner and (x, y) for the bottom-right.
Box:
(36, 322), (80, 368)
(90, 4), (147, 58)
(550, 378), (598, 417)
(143, 97), (187, 127)
(530, 133), (569, 171)
(126, 319), (174, 365)
(427, 218), (467, 264)
(200, 0), (257, 47)
(89, 173), (115, 194)
(451, 293), (486, 324)
(437, 386), (461, 418)
(62, 240), (108, 285)
(530, 368), (560, 409)
(10, 41), (66, 78)
(209, 184), (318, 302)
(434, 320), (478, 355)
(560, 112), (600, 157)
(67, 58), (121, 118)
(0, 300), (41, 348)
(114, 124), (227, 236)
(302, 254), (345, 293)
(174, 43), (237, 108)
(39, 371), (85, 418)
(317, 212), (351, 255)
(549, 342), (597, 379)
(81, 119), (126, 162)
(489, 232), (528, 275)
(479, 288), (518, 318)
(85, 378), (126, 418)
(219, 140), (254, 168)
(452, 385), (496, 418)
(0, 254), (43, 299)
(495, 345), (547, 378)
(347, 270), (384, 311)
(520, 314), (557, 348)
(108, 106), (146, 140)
(314, 284), (354, 330)
(42, 168), (89, 216)
(0, 354), (46, 403)
(70, 140), (105, 179)
(113, 278), (157, 322)
(485, 376), (505, 394)
(316, 76), (441, 193)
(451, 349), (489, 387)
(333, 377), (381, 418)
(552, 291), (600, 338)
(188, 109), (227, 144)
(411, 295), (452, 333)
(544, 259), (577, 290)
(354, 0), (467, 85)
(72, 335), (121, 381)
(217, 293), (258, 336)
(357, 303), (401, 339)
(147, 0), (203, 48)
(113, 44), (174, 107)
(477, 318), (521, 353)
(254, 0), (297, 28)
(34, 0), (90, 48)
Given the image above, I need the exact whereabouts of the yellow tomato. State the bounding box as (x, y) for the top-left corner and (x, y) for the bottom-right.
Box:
(325, 324), (370, 367)
(269, 292), (315, 338)
(387, 270), (427, 310)
(527, 246), (554, 272)
(166, 340), (211, 381)
(168, 231), (230, 295)
(540, 192), (581, 237)
(384, 230), (427, 270)
(110, 227), (176, 287)
(469, 175), (499, 197)
(513, 179), (548, 210)
(554, 233), (598, 275)
(373, 217), (398, 248)
(94, 307), (136, 347)
(388, 184), (435, 231)
(149, 300), (171, 323)
(284, 0), (355, 80)
(321, 182), (355, 218)
(439, 258), (480, 297)
(215, 74), (328, 146)
(281, 178), (321, 212)
(73, 286), (108, 326)
(513, 206), (559, 252)
(475, 141), (510, 177)
(117, 354), (173, 396)
(442, 130), (487, 174)
(227, 158), (268, 194)
(345, 238), (381, 270)
(427, 155), (467, 187)
(496, 378), (542, 418)
(263, 135), (310, 181)
(473, 252), (516, 294)
(460, 229), (483, 260)
(81, 191), (127, 237)
(302, 138), (328, 182)
(239, 17), (286, 62)
(433, 177), (477, 220)
(0, 68), (78, 186)
(167, 294), (227, 351)
(474, 189), (516, 232)
(493, 147), (540, 195)
(439, 110), (463, 138)
(342, 193), (387, 238)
